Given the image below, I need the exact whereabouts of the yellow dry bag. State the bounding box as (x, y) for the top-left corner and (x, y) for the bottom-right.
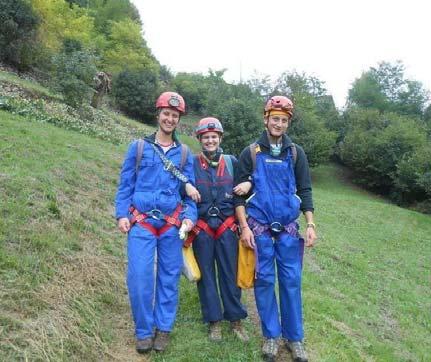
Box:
(182, 246), (201, 282)
(237, 241), (255, 289)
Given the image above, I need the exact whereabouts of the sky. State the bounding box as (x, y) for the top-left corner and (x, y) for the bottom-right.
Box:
(132, 0), (431, 108)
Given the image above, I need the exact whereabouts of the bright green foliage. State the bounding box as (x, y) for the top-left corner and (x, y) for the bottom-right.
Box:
(112, 69), (161, 122)
(0, 0), (39, 69)
(52, 47), (97, 107)
(32, 0), (96, 53)
(102, 18), (158, 74)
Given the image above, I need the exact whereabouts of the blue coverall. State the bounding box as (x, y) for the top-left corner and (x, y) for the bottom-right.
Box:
(115, 135), (197, 340)
(247, 147), (304, 341)
(192, 154), (247, 323)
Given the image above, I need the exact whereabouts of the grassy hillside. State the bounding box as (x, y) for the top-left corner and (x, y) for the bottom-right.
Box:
(1, 73), (430, 360)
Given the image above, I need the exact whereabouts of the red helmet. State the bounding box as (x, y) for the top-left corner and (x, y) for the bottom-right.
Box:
(264, 96), (294, 118)
(156, 91), (186, 114)
(195, 117), (224, 137)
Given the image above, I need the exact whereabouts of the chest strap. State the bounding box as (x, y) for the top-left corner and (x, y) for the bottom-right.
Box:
(129, 204), (182, 237)
(184, 215), (237, 247)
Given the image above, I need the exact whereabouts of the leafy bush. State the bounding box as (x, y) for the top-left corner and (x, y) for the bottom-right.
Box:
(52, 47), (97, 107)
(201, 72), (262, 156)
(211, 97), (261, 156)
(0, 0), (39, 70)
(171, 72), (209, 114)
(112, 69), (160, 123)
(395, 145), (431, 204)
(289, 110), (337, 167)
(339, 108), (428, 199)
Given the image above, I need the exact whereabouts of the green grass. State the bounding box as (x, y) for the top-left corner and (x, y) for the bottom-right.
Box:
(0, 70), (61, 100)
(1, 88), (431, 360)
(301, 164), (431, 361)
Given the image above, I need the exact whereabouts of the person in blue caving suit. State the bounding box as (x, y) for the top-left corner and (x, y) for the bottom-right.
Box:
(115, 91), (197, 354)
(184, 117), (249, 343)
(234, 96), (317, 362)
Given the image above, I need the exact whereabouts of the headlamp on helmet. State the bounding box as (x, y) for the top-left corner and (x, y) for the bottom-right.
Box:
(195, 117), (224, 138)
(156, 91), (186, 114)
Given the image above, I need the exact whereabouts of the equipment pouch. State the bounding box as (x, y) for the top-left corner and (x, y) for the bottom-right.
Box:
(237, 241), (255, 289)
(182, 246), (201, 282)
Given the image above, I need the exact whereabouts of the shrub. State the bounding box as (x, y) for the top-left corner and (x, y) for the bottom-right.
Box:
(289, 110), (337, 167)
(395, 144), (431, 203)
(0, 0), (39, 70)
(339, 108), (428, 199)
(52, 47), (97, 108)
(112, 69), (160, 123)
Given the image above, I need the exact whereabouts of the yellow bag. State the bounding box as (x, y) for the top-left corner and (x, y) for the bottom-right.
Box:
(237, 241), (255, 289)
(182, 246), (201, 282)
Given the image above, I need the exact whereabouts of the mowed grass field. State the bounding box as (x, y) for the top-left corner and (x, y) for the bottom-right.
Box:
(1, 110), (430, 361)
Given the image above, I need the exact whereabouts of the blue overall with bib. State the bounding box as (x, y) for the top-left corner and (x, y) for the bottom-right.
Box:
(115, 135), (197, 340)
(247, 146), (304, 341)
(191, 154), (247, 323)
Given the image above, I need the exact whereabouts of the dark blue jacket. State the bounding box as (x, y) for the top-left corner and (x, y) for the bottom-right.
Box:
(193, 154), (237, 220)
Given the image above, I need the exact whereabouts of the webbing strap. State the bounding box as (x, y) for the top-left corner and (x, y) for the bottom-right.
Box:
(223, 155), (234, 177)
(183, 215), (237, 247)
(136, 139), (145, 174)
(129, 205), (182, 237)
(135, 139), (189, 176)
(249, 142), (297, 172)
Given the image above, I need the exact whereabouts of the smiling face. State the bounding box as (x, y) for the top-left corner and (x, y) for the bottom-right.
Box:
(264, 113), (290, 138)
(199, 131), (221, 153)
(157, 107), (180, 135)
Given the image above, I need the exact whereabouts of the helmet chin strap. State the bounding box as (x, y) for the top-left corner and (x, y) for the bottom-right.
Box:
(201, 148), (222, 167)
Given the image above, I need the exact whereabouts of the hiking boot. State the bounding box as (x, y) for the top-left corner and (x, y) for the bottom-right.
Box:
(153, 330), (170, 352)
(262, 338), (278, 362)
(231, 320), (250, 342)
(286, 341), (308, 362)
(135, 338), (153, 353)
(208, 321), (222, 342)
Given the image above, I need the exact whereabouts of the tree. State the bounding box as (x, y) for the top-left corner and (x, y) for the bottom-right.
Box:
(274, 71), (337, 165)
(246, 72), (273, 99)
(32, 0), (96, 53)
(0, 0), (39, 69)
(348, 72), (388, 112)
(348, 61), (430, 118)
(88, 0), (141, 35)
(102, 18), (158, 74)
(52, 44), (98, 107)
(339, 109), (427, 195)
(113, 69), (161, 122)
(171, 72), (209, 114)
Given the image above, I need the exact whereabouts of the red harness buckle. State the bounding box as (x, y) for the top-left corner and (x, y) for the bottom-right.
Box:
(184, 215), (237, 247)
(129, 204), (182, 237)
